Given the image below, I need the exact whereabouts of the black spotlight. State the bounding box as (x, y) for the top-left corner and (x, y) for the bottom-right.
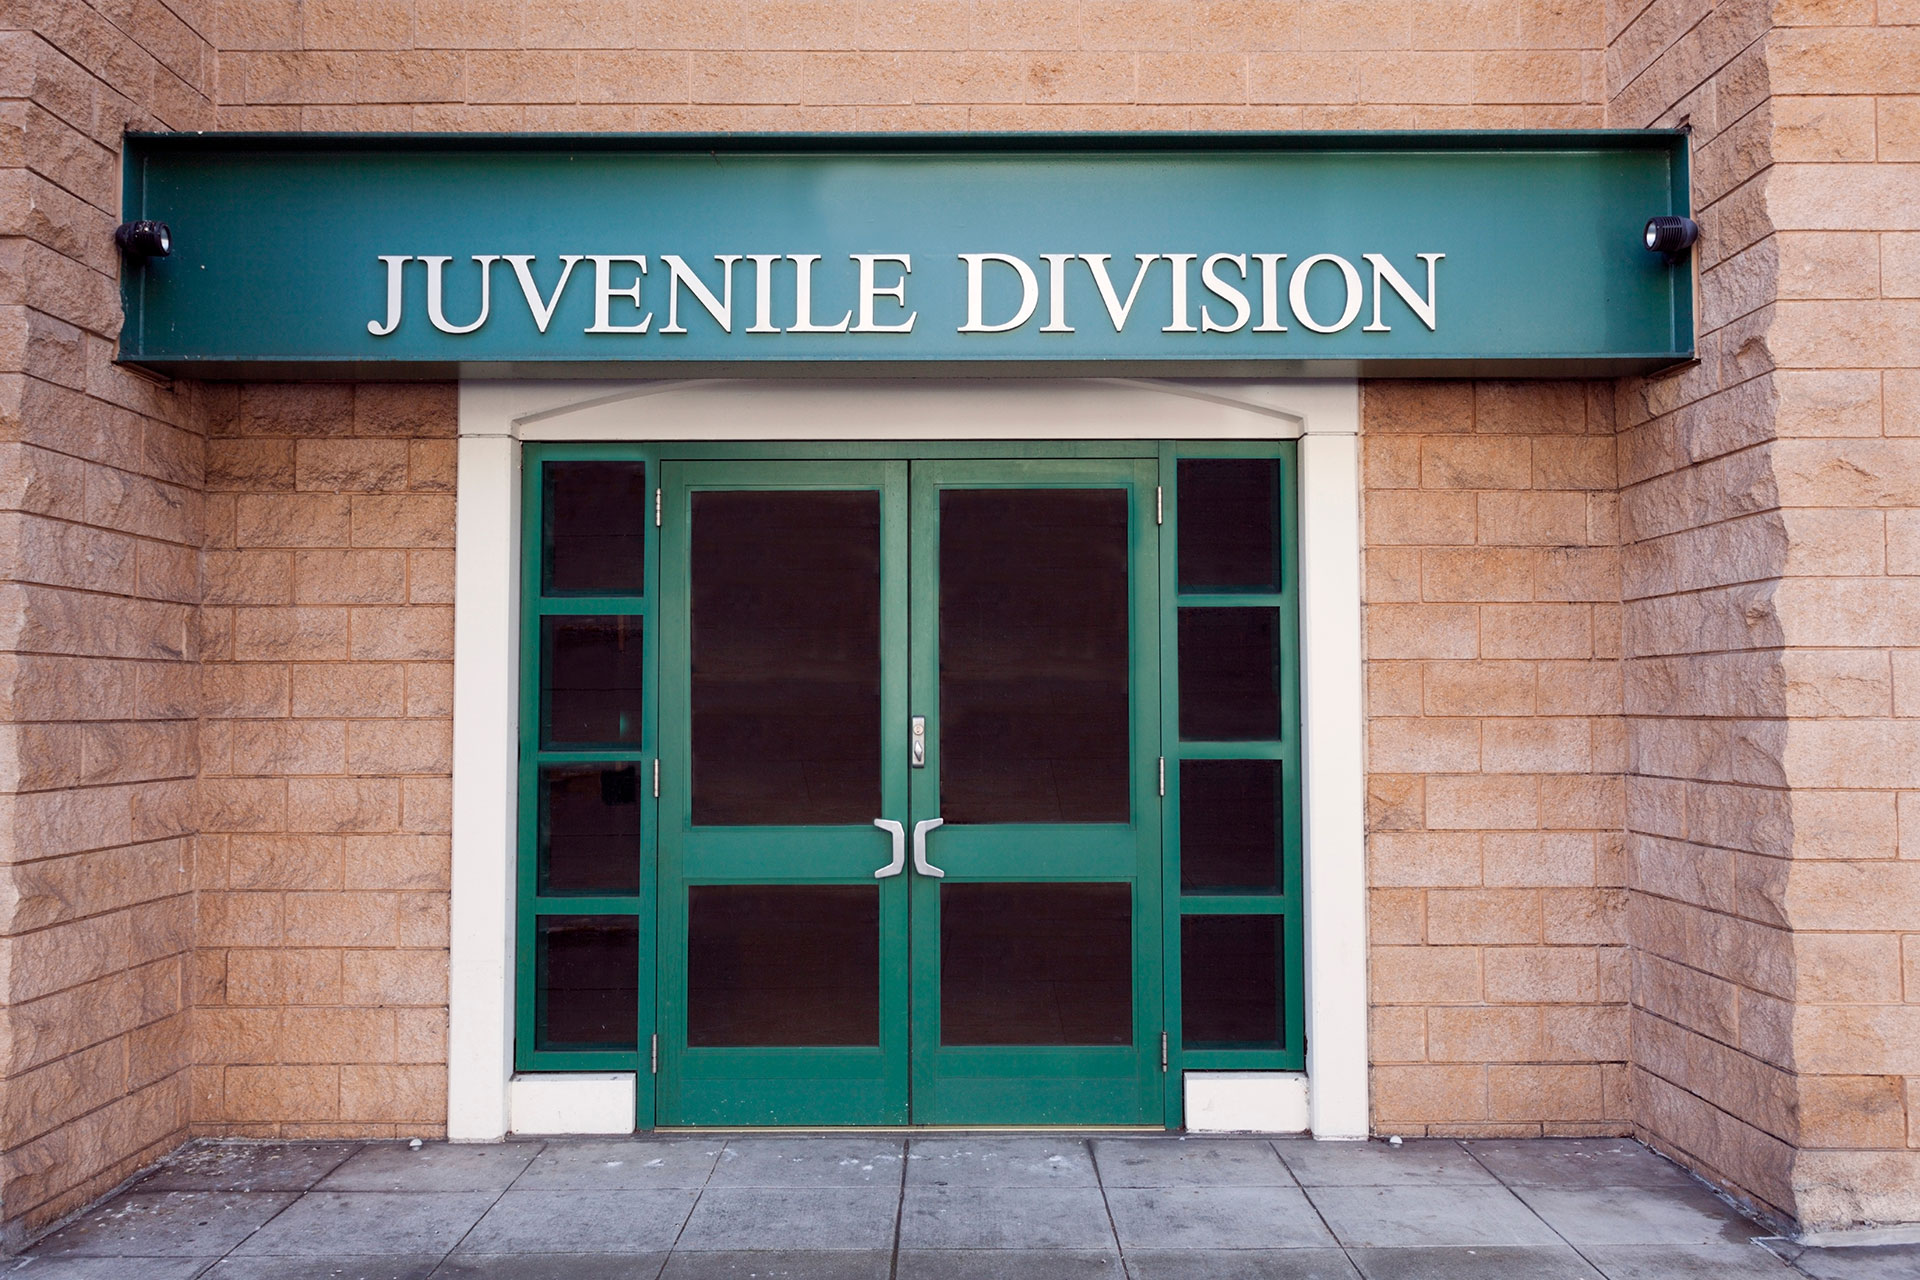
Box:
(114, 220), (172, 262)
(1643, 215), (1698, 264)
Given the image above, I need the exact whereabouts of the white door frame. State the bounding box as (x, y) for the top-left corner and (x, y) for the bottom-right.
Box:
(447, 377), (1367, 1140)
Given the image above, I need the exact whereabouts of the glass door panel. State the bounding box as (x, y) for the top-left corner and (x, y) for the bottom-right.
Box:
(908, 459), (1163, 1126)
(657, 461), (910, 1125)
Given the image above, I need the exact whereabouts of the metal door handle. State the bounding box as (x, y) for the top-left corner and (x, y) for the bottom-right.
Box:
(872, 819), (906, 879)
(912, 818), (946, 878)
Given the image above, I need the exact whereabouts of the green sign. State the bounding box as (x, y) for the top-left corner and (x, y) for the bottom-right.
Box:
(119, 132), (1692, 377)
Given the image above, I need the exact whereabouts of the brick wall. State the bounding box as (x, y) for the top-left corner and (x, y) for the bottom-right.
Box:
(1363, 380), (1629, 1137)
(203, 0), (1607, 131)
(6, 0), (1916, 1242)
(1610, 0), (1920, 1232)
(192, 382), (455, 1140)
(1762, 2), (1920, 1229)
(1608, 0), (1802, 1222)
(0, 0), (215, 1245)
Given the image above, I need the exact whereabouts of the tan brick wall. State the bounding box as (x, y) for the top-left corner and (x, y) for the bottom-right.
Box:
(0, 0), (216, 1244)
(1607, 0), (1802, 1222)
(1762, 2), (1920, 1230)
(191, 382), (455, 1140)
(6, 0), (1918, 1241)
(1610, 0), (1920, 1232)
(1362, 380), (1630, 1138)
(201, 0), (1607, 130)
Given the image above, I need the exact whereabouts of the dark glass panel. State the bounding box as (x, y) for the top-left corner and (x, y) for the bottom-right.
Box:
(538, 765), (641, 896)
(1181, 914), (1282, 1048)
(686, 885), (879, 1046)
(690, 490), (881, 827)
(1178, 608), (1280, 741)
(543, 460), (648, 595)
(1180, 760), (1284, 892)
(1178, 458), (1281, 592)
(540, 615), (644, 748)
(940, 883), (1132, 1045)
(535, 915), (639, 1051)
(940, 489), (1130, 824)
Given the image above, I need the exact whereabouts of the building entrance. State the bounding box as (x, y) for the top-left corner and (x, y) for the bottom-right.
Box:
(518, 441), (1302, 1130)
(657, 458), (1163, 1126)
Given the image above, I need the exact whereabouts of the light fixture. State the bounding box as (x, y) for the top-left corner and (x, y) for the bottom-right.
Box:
(114, 220), (172, 262)
(1643, 215), (1698, 264)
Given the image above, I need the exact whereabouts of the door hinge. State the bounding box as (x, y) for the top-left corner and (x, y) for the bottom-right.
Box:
(1161, 1031), (1168, 1072)
(1158, 756), (1165, 797)
(651, 1033), (658, 1074)
(653, 758), (659, 798)
(1155, 485), (1163, 525)
(655, 488), (662, 526)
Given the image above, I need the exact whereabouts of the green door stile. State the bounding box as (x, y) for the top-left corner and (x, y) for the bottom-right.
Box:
(655, 459), (912, 1127)
(906, 458), (1165, 1127)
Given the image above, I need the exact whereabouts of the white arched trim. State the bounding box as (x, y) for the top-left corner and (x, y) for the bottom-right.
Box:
(448, 379), (1366, 1141)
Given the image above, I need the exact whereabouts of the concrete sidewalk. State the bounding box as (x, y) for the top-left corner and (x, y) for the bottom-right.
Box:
(2, 1134), (1907, 1278)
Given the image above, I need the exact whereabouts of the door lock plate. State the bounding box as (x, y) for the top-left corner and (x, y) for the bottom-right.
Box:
(911, 715), (926, 768)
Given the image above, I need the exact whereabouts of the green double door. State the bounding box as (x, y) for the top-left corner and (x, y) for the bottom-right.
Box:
(655, 457), (1164, 1126)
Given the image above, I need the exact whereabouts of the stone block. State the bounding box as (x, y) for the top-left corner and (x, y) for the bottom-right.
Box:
(1422, 436), (1531, 490)
(284, 548), (407, 610)
(286, 777), (400, 833)
(1487, 1064), (1603, 1122)
(1484, 946), (1597, 1003)
(290, 661), (405, 718)
(1427, 889), (1541, 944)
(1481, 604), (1591, 659)
(1483, 832), (1596, 887)
(404, 663), (454, 717)
(1373, 944), (1483, 1004)
(349, 606), (454, 661)
(1427, 774), (1540, 830)
(1423, 660), (1536, 716)
(343, 834), (451, 891)
(1364, 380), (1474, 433)
(1366, 490), (1478, 545)
(1371, 830), (1482, 887)
(1482, 718), (1591, 774)
(340, 949), (448, 1005)
(1427, 1005), (1542, 1062)
(1373, 1064), (1488, 1124)
(1370, 717), (1481, 772)
(1421, 548), (1535, 602)
(224, 1065), (339, 1123)
(1366, 603), (1479, 659)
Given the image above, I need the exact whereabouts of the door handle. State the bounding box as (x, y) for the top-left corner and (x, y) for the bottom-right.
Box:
(912, 818), (946, 878)
(872, 819), (906, 879)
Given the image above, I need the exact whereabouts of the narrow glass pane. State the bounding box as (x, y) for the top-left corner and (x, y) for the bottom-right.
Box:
(543, 460), (648, 595)
(940, 489), (1130, 824)
(540, 615), (644, 748)
(1182, 915), (1282, 1048)
(1178, 608), (1280, 741)
(941, 883), (1132, 1045)
(1178, 458), (1280, 592)
(1180, 760), (1283, 892)
(538, 765), (641, 896)
(691, 491), (881, 827)
(687, 885), (879, 1046)
(536, 915), (639, 1051)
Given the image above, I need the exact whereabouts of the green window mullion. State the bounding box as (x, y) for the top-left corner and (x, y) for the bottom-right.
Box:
(1178, 896), (1296, 915)
(516, 443), (660, 1101)
(1160, 441), (1308, 1105)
